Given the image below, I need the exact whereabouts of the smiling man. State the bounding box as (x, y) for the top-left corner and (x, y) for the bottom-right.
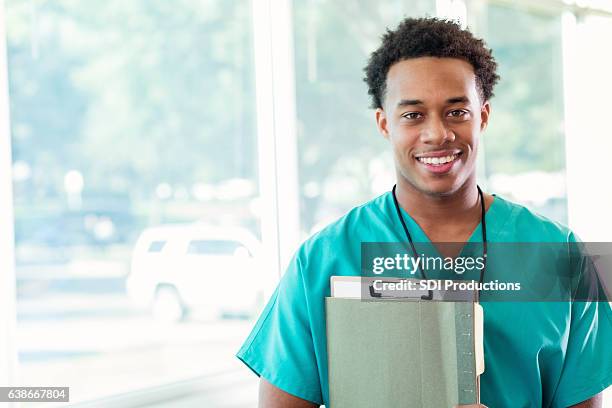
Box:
(236, 17), (611, 408)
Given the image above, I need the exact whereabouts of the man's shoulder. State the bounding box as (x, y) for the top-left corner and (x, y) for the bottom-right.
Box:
(494, 194), (575, 242)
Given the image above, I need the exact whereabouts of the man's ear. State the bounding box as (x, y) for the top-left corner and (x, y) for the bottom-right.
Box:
(480, 102), (491, 132)
(375, 108), (390, 140)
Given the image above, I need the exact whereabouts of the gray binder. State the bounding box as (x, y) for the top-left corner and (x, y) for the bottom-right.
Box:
(326, 277), (484, 408)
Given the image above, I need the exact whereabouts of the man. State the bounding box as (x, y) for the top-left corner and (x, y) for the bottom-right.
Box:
(236, 17), (611, 407)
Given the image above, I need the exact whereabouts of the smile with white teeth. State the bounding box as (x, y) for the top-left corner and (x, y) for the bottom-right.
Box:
(416, 153), (460, 166)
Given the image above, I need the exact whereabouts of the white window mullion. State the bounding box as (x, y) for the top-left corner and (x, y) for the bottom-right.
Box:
(561, 11), (582, 236)
(251, 0), (300, 296)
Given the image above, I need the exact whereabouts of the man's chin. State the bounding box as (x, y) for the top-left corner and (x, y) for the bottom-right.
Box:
(397, 166), (469, 197)
(405, 176), (461, 197)
(421, 185), (458, 197)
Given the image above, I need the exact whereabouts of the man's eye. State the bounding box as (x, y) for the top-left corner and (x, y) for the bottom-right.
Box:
(448, 109), (468, 118)
(403, 112), (422, 120)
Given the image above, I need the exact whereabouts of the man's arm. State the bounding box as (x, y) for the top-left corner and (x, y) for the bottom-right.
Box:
(570, 393), (602, 408)
(258, 378), (319, 408)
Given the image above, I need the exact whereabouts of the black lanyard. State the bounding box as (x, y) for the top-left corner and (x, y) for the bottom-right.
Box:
(391, 184), (488, 298)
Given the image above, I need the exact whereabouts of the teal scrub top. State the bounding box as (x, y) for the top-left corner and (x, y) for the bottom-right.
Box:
(236, 192), (612, 407)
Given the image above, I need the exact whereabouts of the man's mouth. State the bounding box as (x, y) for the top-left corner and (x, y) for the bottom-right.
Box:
(414, 151), (462, 173)
(416, 153), (460, 165)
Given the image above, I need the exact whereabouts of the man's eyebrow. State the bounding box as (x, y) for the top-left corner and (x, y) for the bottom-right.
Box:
(447, 96), (469, 104)
(396, 99), (423, 107)
(396, 96), (470, 108)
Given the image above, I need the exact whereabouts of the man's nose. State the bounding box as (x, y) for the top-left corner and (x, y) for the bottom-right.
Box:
(420, 117), (455, 144)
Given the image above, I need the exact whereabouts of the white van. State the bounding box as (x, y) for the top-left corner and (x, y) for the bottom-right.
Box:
(126, 224), (263, 321)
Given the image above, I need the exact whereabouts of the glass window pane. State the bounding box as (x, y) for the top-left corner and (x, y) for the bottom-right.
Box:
(292, 0), (436, 235)
(148, 241), (166, 253)
(471, 4), (567, 223)
(6, 0), (261, 405)
(187, 240), (244, 255)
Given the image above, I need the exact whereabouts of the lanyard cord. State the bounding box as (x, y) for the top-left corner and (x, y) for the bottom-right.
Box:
(391, 184), (488, 286)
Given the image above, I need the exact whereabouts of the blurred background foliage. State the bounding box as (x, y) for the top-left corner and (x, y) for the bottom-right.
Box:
(6, 0), (567, 252)
(7, 0), (258, 251)
(292, 0), (565, 230)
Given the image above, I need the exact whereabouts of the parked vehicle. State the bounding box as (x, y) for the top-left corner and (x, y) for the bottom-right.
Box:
(126, 224), (263, 322)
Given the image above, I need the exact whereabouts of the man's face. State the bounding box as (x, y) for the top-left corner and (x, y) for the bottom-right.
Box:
(375, 57), (490, 196)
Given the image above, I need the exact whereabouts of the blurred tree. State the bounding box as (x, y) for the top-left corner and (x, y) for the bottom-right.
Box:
(6, 0), (257, 205)
(293, 0), (435, 230)
(479, 4), (565, 175)
(292, 0), (566, 231)
(6, 0), (567, 237)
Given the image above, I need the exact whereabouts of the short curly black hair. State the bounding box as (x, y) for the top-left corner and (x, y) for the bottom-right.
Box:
(364, 17), (499, 109)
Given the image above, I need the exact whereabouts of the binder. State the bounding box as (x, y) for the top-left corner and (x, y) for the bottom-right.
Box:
(326, 277), (484, 408)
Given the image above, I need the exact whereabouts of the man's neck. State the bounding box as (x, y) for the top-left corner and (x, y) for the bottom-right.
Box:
(396, 178), (480, 221)
(395, 176), (486, 243)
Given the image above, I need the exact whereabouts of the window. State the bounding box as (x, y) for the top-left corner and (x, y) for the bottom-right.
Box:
(292, 0), (436, 235)
(6, 0), (261, 405)
(186, 240), (244, 255)
(469, 3), (567, 223)
(147, 241), (166, 253)
(3, 0), (610, 406)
